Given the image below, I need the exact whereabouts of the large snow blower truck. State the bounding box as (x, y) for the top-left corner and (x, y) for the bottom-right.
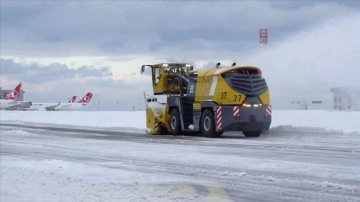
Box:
(141, 62), (271, 137)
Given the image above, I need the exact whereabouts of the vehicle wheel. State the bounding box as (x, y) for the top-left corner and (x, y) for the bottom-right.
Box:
(200, 109), (221, 138)
(170, 109), (181, 136)
(243, 131), (262, 137)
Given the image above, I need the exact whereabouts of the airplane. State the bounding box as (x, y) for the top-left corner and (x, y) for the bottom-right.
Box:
(0, 82), (22, 110)
(53, 92), (93, 111)
(28, 95), (79, 111)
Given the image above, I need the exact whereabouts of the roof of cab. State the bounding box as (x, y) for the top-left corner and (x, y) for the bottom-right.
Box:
(196, 65), (261, 77)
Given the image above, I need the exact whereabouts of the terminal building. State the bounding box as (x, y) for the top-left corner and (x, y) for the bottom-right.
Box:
(330, 87), (360, 111)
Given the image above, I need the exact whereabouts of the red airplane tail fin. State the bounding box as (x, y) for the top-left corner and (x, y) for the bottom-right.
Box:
(78, 92), (93, 104)
(5, 82), (22, 100)
(68, 96), (77, 103)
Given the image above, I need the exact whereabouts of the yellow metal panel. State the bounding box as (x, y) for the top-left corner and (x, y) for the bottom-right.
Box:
(145, 99), (171, 135)
(195, 66), (269, 105)
(145, 108), (157, 134)
(196, 73), (251, 105)
(193, 102), (201, 111)
(259, 90), (270, 105)
(212, 76), (246, 105)
(195, 75), (214, 102)
(195, 75), (204, 101)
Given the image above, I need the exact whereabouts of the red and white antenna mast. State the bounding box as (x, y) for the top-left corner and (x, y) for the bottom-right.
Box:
(259, 28), (268, 45)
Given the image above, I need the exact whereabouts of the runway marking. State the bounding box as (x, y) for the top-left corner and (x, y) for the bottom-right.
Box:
(134, 183), (198, 200)
(170, 184), (197, 198)
(133, 182), (232, 201)
(205, 184), (232, 202)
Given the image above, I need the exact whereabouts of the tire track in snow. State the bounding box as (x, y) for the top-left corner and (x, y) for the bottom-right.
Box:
(1, 125), (360, 202)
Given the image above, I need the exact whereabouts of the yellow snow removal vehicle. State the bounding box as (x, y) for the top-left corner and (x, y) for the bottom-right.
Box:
(141, 62), (271, 137)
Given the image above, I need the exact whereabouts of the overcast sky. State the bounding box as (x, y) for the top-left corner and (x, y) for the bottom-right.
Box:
(1, 0), (360, 110)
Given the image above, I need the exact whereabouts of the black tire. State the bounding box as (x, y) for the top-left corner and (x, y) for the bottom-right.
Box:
(200, 109), (222, 138)
(170, 109), (181, 136)
(243, 131), (262, 137)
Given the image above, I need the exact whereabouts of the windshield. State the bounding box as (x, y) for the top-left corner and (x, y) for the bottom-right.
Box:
(164, 66), (186, 73)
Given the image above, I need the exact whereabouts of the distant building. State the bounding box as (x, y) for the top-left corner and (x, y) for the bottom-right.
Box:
(308, 100), (330, 110)
(330, 87), (360, 111)
(286, 98), (330, 110)
(288, 99), (307, 110)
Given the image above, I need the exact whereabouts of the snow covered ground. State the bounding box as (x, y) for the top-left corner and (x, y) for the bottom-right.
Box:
(1, 110), (360, 202)
(1, 110), (360, 134)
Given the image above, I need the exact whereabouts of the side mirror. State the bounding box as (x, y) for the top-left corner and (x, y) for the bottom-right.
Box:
(141, 65), (145, 74)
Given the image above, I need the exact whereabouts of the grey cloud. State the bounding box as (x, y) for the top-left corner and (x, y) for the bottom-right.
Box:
(0, 58), (151, 110)
(1, 1), (359, 110)
(1, 1), (358, 58)
(0, 58), (112, 83)
(270, 0), (360, 9)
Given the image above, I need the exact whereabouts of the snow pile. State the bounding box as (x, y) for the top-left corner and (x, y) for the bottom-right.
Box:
(272, 110), (360, 134)
(270, 125), (345, 134)
(146, 102), (166, 118)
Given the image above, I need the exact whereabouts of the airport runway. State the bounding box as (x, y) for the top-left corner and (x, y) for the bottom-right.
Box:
(1, 124), (360, 202)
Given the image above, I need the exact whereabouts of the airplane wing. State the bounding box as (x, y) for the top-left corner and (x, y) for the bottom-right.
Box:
(44, 103), (61, 111)
(54, 103), (73, 110)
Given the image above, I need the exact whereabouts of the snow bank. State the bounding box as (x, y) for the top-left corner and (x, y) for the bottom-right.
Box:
(0, 111), (145, 128)
(272, 110), (360, 134)
(1, 110), (360, 134)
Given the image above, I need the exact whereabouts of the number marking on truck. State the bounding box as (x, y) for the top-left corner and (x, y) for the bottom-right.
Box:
(233, 94), (242, 102)
(220, 91), (227, 100)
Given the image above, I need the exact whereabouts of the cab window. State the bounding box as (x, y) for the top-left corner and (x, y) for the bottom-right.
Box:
(188, 83), (196, 96)
(154, 67), (160, 85)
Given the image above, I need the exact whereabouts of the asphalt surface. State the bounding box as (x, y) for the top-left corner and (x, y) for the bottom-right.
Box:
(1, 124), (360, 202)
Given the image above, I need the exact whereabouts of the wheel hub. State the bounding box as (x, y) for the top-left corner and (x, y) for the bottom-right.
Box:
(171, 117), (176, 129)
(203, 116), (211, 131)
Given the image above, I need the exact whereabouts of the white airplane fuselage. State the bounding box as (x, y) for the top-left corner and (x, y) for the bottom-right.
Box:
(28, 103), (60, 111)
(0, 99), (19, 110)
(54, 103), (89, 111)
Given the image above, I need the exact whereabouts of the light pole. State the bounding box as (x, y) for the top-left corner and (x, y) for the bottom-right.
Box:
(116, 101), (119, 111)
(138, 97), (140, 111)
